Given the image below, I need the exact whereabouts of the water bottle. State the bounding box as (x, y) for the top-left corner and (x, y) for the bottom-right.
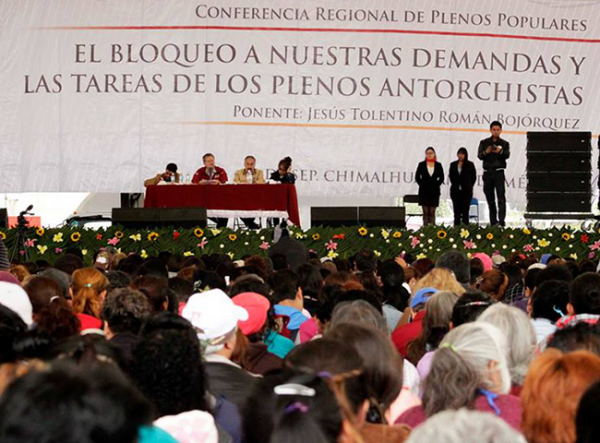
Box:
(185, 173), (190, 184)
(247, 169), (253, 184)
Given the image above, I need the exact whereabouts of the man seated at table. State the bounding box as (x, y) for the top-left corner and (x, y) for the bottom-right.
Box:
(192, 153), (228, 184)
(192, 153), (228, 228)
(143, 163), (180, 187)
(234, 155), (265, 229)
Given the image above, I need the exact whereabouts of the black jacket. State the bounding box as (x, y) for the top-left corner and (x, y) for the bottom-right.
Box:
(449, 160), (477, 193)
(270, 171), (296, 184)
(477, 136), (510, 171)
(415, 161), (444, 207)
(269, 235), (308, 270)
(205, 361), (257, 412)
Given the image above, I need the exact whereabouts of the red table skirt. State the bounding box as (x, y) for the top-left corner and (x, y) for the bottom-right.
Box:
(144, 184), (301, 227)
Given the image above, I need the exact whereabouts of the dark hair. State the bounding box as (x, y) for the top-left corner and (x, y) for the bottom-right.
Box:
(24, 276), (63, 313)
(50, 334), (125, 369)
(457, 147), (469, 161)
(243, 371), (348, 443)
(168, 277), (195, 303)
(451, 290), (494, 327)
(436, 251), (470, 285)
(202, 153), (215, 162)
(102, 288), (152, 335)
(525, 267), (542, 292)
(570, 273), (600, 315)
(412, 258), (434, 276)
(297, 264), (323, 299)
(166, 163), (178, 173)
(106, 270), (132, 292)
(0, 363), (152, 443)
(131, 275), (170, 313)
(577, 380), (600, 443)
(355, 250), (377, 273)
(0, 304), (27, 364)
(38, 268), (71, 299)
(130, 329), (208, 417)
(537, 264), (573, 286)
(531, 280), (570, 322)
(425, 146), (436, 154)
(271, 253), (289, 271)
(470, 258), (484, 285)
(192, 269), (227, 292)
(229, 275), (270, 297)
(137, 258), (168, 280)
(53, 254), (85, 276)
(278, 156), (292, 170)
(547, 323), (600, 356)
(245, 155), (256, 162)
(270, 269), (299, 303)
(35, 297), (80, 342)
(490, 120), (502, 129)
(502, 263), (524, 290)
(380, 260), (408, 311)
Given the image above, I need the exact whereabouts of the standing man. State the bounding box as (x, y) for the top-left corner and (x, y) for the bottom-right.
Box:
(234, 155), (265, 229)
(478, 121), (510, 226)
(192, 153), (228, 184)
(192, 153), (228, 228)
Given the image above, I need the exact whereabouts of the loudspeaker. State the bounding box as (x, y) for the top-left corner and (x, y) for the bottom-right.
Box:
(527, 152), (591, 172)
(527, 131), (592, 152)
(527, 172), (591, 193)
(0, 208), (7, 228)
(311, 207), (357, 227)
(527, 193), (591, 213)
(358, 207), (406, 228)
(112, 208), (207, 229)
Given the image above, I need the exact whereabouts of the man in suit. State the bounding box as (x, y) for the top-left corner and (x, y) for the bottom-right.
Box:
(233, 156), (265, 229)
(478, 121), (510, 226)
(143, 163), (180, 187)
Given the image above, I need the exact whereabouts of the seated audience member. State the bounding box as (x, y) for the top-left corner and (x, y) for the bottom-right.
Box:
(296, 263), (323, 316)
(8, 264), (30, 284)
(557, 272), (600, 329)
(500, 264), (526, 308)
(233, 155), (265, 229)
(380, 260), (410, 331)
(106, 270), (132, 292)
(405, 409), (526, 443)
(131, 275), (175, 313)
(435, 251), (470, 290)
(270, 269), (309, 341)
(472, 253), (493, 272)
(451, 290), (495, 327)
(54, 253), (85, 276)
(0, 305), (28, 396)
(577, 380), (600, 443)
(528, 279), (570, 344)
(269, 156), (296, 184)
(102, 288), (152, 363)
(192, 153), (228, 185)
(478, 304), (536, 395)
(0, 282), (33, 327)
(269, 228), (309, 271)
(547, 323), (600, 356)
(232, 292), (283, 375)
(406, 291), (459, 373)
(144, 162), (180, 187)
(521, 349), (600, 443)
(182, 289), (256, 411)
(168, 276), (194, 313)
(38, 268), (72, 299)
(396, 322), (521, 431)
(535, 263), (573, 287)
(475, 269), (508, 301)
(0, 364), (158, 443)
(71, 267), (109, 331)
(469, 258), (484, 287)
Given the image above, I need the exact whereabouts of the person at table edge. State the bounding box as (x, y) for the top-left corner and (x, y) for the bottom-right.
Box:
(192, 153), (228, 184)
(144, 163), (180, 187)
(233, 155), (265, 184)
(270, 156), (296, 184)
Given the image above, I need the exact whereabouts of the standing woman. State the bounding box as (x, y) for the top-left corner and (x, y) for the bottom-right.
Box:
(449, 147), (477, 226)
(415, 147), (444, 226)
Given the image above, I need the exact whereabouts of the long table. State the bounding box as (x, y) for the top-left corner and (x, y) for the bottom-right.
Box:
(144, 183), (301, 226)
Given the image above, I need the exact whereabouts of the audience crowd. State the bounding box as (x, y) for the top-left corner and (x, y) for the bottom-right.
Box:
(2, 233), (600, 443)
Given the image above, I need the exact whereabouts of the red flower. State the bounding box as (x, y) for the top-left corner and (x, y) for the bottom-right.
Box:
(581, 234), (590, 244)
(333, 234), (346, 240)
(96, 234), (103, 241)
(173, 231), (181, 241)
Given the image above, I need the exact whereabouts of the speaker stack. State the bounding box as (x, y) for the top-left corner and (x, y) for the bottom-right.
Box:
(310, 207), (406, 228)
(526, 131), (592, 220)
(112, 208), (207, 229)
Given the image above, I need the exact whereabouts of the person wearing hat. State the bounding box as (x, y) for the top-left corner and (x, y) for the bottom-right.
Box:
(232, 292), (283, 375)
(182, 289), (257, 411)
(0, 281), (33, 327)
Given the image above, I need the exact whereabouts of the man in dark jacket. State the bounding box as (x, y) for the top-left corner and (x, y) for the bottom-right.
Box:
(478, 121), (510, 226)
(268, 227), (308, 271)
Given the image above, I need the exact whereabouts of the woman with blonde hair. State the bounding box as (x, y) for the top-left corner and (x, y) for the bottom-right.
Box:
(71, 267), (109, 331)
(412, 268), (466, 297)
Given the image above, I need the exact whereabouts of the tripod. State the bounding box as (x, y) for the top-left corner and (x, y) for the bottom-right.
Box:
(9, 205), (33, 263)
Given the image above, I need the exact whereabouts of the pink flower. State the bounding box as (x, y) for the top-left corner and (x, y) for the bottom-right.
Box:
(463, 240), (475, 250)
(107, 237), (120, 246)
(24, 239), (37, 248)
(19, 250), (25, 256)
(523, 244), (534, 252)
(54, 248), (63, 254)
(590, 240), (600, 251)
(326, 240), (338, 251)
(259, 241), (270, 250)
(411, 236), (420, 248)
(198, 238), (208, 249)
(589, 252), (596, 260)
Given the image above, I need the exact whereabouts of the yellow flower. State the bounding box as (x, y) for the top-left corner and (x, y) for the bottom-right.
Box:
(194, 228), (204, 238)
(0, 232), (5, 241)
(358, 227), (368, 237)
(486, 233), (494, 240)
(140, 250), (148, 259)
(381, 229), (390, 240)
(538, 239), (550, 247)
(229, 234), (238, 242)
(70, 232), (81, 242)
(148, 232), (159, 242)
(437, 230), (447, 239)
(562, 233), (571, 241)
(115, 231), (124, 239)
(183, 251), (194, 257)
(312, 233), (321, 241)
(393, 231), (402, 239)
(327, 250), (338, 259)
(460, 229), (470, 239)
(569, 253), (578, 260)
(53, 233), (64, 243)
(130, 234), (141, 242)
(523, 228), (531, 235)
(227, 252), (235, 260)
(37, 245), (48, 254)
(210, 229), (222, 236)
(36, 228), (45, 236)
(416, 253), (427, 260)
(82, 249), (88, 256)
(374, 250), (382, 257)
(295, 232), (307, 239)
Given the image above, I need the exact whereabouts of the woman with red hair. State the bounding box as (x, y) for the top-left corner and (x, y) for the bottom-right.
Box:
(521, 349), (600, 443)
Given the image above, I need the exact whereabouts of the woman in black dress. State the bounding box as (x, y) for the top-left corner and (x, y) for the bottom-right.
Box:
(449, 147), (477, 226)
(270, 156), (296, 184)
(415, 147), (444, 225)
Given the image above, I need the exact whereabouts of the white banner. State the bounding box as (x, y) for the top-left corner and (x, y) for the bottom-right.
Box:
(1, 0), (600, 206)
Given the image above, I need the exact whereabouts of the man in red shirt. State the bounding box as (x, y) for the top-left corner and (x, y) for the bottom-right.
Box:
(192, 153), (228, 184)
